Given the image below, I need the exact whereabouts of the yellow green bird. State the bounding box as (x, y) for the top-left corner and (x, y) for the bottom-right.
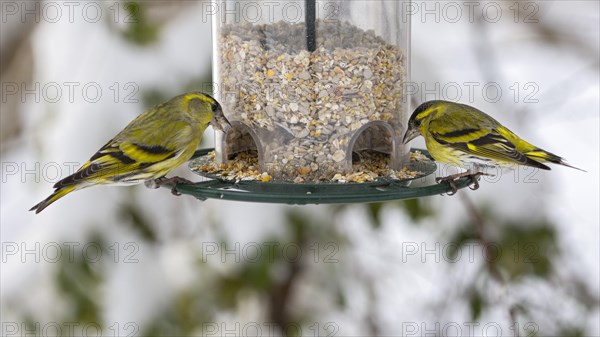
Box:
(30, 92), (230, 214)
(403, 100), (583, 192)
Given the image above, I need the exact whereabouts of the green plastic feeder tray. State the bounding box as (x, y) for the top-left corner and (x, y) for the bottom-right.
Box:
(160, 148), (473, 204)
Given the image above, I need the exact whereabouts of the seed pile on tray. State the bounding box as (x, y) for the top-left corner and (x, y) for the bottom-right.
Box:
(192, 151), (425, 184)
(217, 19), (407, 181)
(195, 151), (273, 183)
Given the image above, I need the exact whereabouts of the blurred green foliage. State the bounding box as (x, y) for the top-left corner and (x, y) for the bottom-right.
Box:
(142, 287), (216, 336)
(496, 224), (557, 280)
(119, 2), (159, 46)
(56, 233), (104, 323)
(398, 198), (434, 223)
(449, 215), (557, 282)
(469, 290), (484, 320)
(337, 198), (433, 230)
(16, 193), (587, 337)
(119, 193), (157, 242)
(559, 328), (586, 337)
(134, 209), (345, 336)
(140, 88), (170, 109)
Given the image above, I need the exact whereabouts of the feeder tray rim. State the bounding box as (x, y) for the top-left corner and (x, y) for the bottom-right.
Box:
(158, 148), (474, 204)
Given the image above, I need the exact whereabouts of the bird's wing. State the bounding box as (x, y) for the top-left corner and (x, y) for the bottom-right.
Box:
(54, 122), (195, 188)
(429, 108), (550, 169)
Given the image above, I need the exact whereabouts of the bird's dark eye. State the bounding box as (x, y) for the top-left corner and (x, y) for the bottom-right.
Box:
(211, 102), (220, 112)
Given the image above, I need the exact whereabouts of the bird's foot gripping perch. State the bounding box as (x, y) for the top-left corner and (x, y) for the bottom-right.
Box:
(436, 172), (492, 195)
(145, 176), (194, 196)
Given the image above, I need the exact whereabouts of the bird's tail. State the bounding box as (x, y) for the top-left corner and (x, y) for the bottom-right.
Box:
(30, 185), (77, 214)
(525, 149), (586, 172)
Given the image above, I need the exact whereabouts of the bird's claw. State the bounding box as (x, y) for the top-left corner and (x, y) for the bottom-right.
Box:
(436, 172), (490, 195)
(468, 177), (480, 190)
(149, 176), (194, 196)
(436, 176), (458, 195)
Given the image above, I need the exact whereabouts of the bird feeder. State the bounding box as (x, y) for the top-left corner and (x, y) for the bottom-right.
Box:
(181, 0), (473, 202)
(213, 0), (410, 180)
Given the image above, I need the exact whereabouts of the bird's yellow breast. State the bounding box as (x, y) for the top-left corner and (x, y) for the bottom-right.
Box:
(424, 133), (468, 168)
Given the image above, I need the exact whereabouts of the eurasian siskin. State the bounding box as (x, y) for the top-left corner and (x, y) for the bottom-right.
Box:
(403, 100), (583, 191)
(30, 92), (230, 213)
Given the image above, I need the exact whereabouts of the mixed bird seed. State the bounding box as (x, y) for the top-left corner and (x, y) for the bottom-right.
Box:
(192, 150), (425, 184)
(217, 20), (407, 181)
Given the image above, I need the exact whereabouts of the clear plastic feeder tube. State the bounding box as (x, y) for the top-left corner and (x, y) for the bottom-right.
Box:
(212, 0), (410, 182)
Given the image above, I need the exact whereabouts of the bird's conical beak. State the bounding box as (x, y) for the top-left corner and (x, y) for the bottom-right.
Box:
(211, 107), (231, 133)
(402, 127), (420, 144)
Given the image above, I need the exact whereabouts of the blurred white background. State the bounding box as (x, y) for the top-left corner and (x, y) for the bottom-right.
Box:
(1, 1), (598, 336)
